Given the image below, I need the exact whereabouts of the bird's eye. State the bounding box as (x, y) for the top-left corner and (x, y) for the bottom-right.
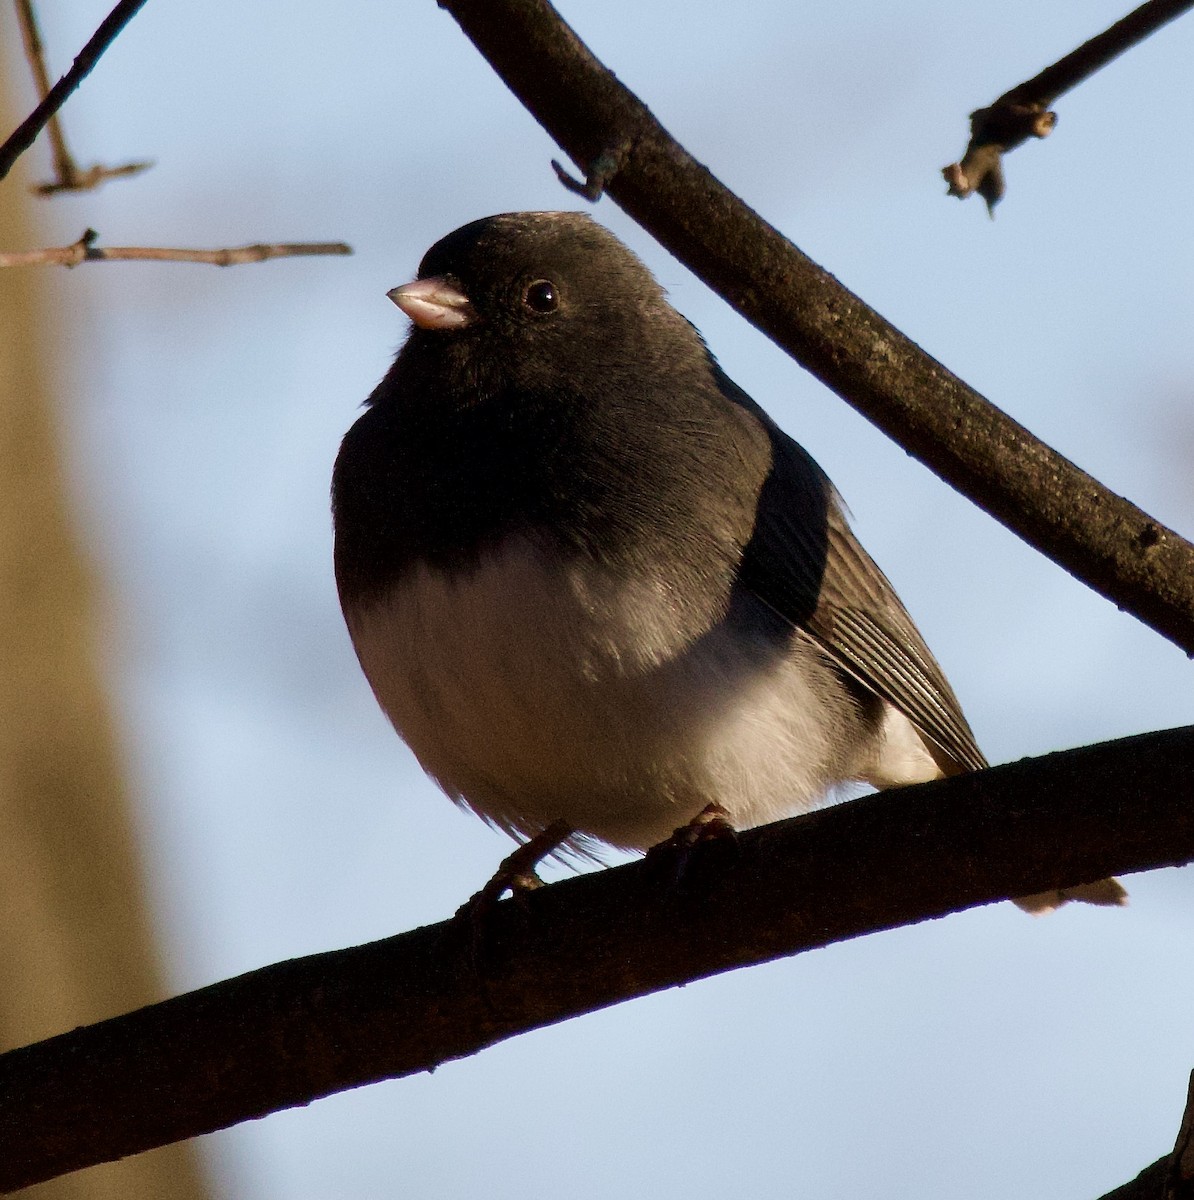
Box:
(523, 279), (559, 314)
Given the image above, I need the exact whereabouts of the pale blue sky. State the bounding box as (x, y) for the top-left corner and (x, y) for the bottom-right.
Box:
(6, 1), (1194, 1196)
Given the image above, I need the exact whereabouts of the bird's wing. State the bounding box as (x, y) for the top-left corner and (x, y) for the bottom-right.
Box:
(719, 370), (987, 775)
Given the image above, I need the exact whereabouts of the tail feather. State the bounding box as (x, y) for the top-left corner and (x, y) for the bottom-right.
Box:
(1014, 877), (1128, 915)
(880, 730), (1129, 917)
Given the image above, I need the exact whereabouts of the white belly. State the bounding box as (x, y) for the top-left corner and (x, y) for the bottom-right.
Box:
(343, 538), (892, 849)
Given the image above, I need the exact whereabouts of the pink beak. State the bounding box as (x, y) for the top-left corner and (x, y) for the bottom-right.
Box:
(387, 277), (476, 330)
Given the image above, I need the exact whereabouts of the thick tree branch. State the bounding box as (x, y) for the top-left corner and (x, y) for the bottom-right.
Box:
(1094, 1070), (1194, 1199)
(436, 0), (1194, 656)
(1168, 1071), (1194, 1198)
(943, 0), (1194, 211)
(0, 0), (151, 185)
(0, 228), (352, 268)
(1099, 1158), (1171, 1200)
(1, 726), (1192, 1192)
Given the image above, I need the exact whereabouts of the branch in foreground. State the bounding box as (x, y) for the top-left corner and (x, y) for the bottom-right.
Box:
(13, 0), (151, 194)
(943, 0), (1194, 211)
(439, 0), (1194, 657)
(1169, 1071), (1194, 1197)
(0, 0), (151, 185)
(1099, 1158), (1172, 1200)
(0, 228), (353, 268)
(1, 726), (1192, 1192)
(1095, 1070), (1194, 1199)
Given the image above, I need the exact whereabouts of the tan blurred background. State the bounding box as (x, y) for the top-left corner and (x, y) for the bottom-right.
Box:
(0, 80), (209, 1200)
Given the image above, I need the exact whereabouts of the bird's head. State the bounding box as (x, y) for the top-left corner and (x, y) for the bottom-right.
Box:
(383, 211), (697, 402)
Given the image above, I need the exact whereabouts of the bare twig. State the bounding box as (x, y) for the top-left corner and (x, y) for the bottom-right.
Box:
(0, 228), (352, 268)
(31, 159), (153, 195)
(436, 0), (1194, 655)
(0, 725), (1192, 1191)
(0, 0), (152, 185)
(15, 0), (76, 183)
(13, 0), (152, 193)
(943, 0), (1194, 212)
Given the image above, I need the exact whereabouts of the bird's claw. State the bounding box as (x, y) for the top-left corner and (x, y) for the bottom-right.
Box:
(645, 802), (739, 885)
(453, 820), (573, 966)
(551, 140), (631, 203)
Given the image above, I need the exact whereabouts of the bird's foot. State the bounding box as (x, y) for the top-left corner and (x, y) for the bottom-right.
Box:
(454, 820), (573, 959)
(645, 802), (738, 885)
(551, 139), (631, 203)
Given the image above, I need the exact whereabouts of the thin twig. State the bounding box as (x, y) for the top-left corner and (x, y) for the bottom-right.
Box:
(11, 0), (150, 192)
(943, 0), (1194, 211)
(0, 228), (353, 268)
(31, 158), (153, 197)
(0, 0), (152, 185)
(14, 0), (76, 183)
(0, 725), (1192, 1191)
(438, 0), (1194, 655)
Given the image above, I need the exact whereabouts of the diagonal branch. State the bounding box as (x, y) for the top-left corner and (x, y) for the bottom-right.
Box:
(1094, 1070), (1194, 1198)
(437, 0), (1194, 656)
(1098, 1158), (1172, 1200)
(1168, 1071), (1194, 1197)
(15, 0), (82, 186)
(12, 0), (151, 193)
(943, 0), (1194, 211)
(1001, 0), (1193, 109)
(0, 228), (353, 268)
(0, 0), (151, 184)
(1, 726), (1193, 1192)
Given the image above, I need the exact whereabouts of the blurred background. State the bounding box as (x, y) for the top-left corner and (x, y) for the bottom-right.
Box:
(2, 1), (1193, 1197)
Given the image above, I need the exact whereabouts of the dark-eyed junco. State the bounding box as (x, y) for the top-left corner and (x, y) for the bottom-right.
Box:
(332, 211), (1124, 914)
